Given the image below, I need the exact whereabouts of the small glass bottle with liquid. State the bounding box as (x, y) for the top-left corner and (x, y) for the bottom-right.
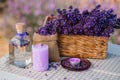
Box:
(9, 23), (31, 68)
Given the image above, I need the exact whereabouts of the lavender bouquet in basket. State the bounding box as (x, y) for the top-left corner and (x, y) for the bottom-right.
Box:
(53, 5), (120, 59)
(55, 5), (120, 37)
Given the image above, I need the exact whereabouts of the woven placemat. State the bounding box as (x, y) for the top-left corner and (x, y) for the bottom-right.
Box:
(0, 54), (120, 80)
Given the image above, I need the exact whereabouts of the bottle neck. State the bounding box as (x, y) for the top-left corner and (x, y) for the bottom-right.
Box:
(16, 32), (27, 39)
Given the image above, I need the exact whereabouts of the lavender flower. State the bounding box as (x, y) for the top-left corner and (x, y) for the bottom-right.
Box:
(7, 0), (57, 31)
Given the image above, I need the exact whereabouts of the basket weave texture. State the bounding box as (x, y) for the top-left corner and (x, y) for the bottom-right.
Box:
(58, 35), (108, 59)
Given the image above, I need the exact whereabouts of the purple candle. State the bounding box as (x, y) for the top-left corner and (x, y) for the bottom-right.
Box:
(32, 44), (49, 71)
(69, 58), (80, 67)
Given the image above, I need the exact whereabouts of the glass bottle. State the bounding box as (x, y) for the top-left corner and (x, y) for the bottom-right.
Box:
(9, 23), (32, 68)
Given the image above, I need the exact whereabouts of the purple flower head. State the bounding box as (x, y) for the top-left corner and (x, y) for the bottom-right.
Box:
(24, 5), (31, 15)
(39, 27), (48, 35)
(34, 9), (42, 16)
(49, 3), (55, 10)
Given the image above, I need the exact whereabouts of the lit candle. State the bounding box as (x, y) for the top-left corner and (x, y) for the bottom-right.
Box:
(32, 44), (49, 71)
(69, 58), (80, 67)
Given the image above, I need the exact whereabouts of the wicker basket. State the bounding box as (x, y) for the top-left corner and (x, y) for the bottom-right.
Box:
(35, 15), (108, 59)
(58, 35), (108, 59)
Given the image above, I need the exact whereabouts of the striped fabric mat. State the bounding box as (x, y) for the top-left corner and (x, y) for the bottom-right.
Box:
(0, 54), (120, 80)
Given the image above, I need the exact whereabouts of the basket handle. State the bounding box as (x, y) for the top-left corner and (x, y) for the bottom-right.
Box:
(43, 15), (57, 26)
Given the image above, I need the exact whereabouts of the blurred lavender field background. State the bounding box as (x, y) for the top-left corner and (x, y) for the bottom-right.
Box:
(0, 0), (120, 44)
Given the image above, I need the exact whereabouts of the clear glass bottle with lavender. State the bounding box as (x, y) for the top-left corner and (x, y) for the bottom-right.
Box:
(9, 23), (31, 68)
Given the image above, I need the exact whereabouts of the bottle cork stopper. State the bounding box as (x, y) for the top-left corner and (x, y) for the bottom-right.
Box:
(15, 23), (25, 33)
